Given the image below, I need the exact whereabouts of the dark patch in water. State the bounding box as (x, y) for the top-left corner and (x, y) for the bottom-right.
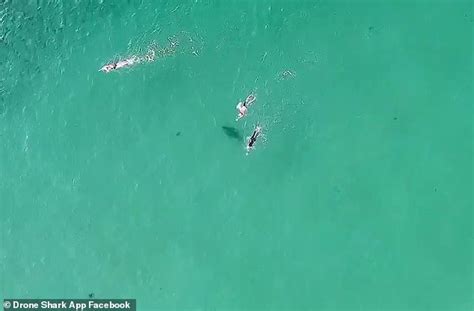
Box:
(88, 293), (94, 298)
(222, 126), (243, 142)
(393, 117), (398, 120)
(176, 131), (181, 136)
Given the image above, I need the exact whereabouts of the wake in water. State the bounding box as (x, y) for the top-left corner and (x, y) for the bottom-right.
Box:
(99, 37), (178, 73)
(99, 32), (200, 73)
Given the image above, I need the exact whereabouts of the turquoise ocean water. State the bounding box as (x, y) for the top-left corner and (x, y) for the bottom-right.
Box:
(0, 0), (472, 310)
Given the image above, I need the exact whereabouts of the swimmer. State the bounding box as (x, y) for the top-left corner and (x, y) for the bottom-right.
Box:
(236, 93), (256, 121)
(99, 55), (140, 73)
(236, 101), (248, 120)
(246, 125), (262, 154)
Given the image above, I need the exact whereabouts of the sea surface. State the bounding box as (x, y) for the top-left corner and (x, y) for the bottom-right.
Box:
(0, 0), (472, 310)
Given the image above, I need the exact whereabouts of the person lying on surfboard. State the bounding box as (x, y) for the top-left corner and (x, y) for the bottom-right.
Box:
(99, 48), (156, 73)
(99, 55), (140, 73)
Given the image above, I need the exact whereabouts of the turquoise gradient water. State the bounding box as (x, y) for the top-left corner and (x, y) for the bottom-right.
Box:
(1, 0), (472, 310)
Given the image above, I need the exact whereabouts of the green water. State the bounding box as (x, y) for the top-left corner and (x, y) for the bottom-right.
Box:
(1, 0), (472, 310)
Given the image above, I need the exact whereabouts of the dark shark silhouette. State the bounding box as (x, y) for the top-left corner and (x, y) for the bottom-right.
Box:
(221, 126), (243, 142)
